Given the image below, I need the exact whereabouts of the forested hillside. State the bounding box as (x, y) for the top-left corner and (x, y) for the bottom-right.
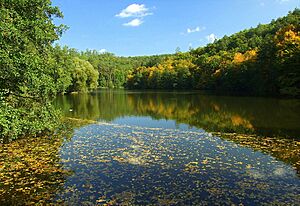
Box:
(0, 0), (299, 142)
(126, 9), (300, 96)
(42, 9), (300, 96)
(79, 50), (170, 88)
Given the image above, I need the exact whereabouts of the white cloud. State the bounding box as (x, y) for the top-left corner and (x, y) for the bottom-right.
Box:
(123, 18), (143, 27)
(99, 49), (107, 53)
(180, 26), (205, 35)
(206, 33), (217, 43)
(187, 26), (205, 34)
(116, 4), (152, 18)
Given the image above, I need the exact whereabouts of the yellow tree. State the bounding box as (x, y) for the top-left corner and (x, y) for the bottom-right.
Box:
(275, 25), (300, 60)
(274, 25), (300, 96)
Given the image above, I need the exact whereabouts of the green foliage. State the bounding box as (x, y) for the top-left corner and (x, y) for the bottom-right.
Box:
(274, 25), (300, 96)
(69, 57), (99, 92)
(126, 53), (196, 89)
(80, 51), (131, 88)
(0, 0), (66, 99)
(191, 9), (300, 96)
(79, 50), (170, 88)
(49, 45), (75, 94)
(0, 0), (65, 141)
(126, 9), (300, 97)
(0, 95), (60, 142)
(0, 2), (298, 142)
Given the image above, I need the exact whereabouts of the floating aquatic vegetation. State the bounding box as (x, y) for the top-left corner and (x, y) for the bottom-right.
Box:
(214, 132), (300, 175)
(53, 123), (300, 205)
(0, 117), (94, 205)
(0, 134), (70, 205)
(1, 118), (299, 205)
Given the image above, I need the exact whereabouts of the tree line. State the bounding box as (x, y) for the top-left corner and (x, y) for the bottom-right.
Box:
(0, 0), (299, 141)
(126, 9), (300, 97)
(0, 0), (167, 141)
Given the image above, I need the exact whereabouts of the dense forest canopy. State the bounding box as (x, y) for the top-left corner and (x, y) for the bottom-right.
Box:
(0, 0), (299, 141)
(127, 9), (300, 96)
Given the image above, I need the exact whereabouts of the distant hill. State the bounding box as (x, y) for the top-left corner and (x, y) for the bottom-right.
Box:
(192, 9), (300, 56)
(126, 9), (300, 97)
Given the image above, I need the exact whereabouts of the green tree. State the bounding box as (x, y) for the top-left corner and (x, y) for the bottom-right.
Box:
(49, 45), (75, 94)
(69, 57), (99, 92)
(0, 0), (65, 141)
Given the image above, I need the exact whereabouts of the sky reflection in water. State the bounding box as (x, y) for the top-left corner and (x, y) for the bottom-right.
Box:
(55, 122), (300, 205)
(51, 90), (300, 204)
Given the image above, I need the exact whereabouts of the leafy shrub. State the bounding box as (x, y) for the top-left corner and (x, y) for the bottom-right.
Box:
(0, 96), (60, 143)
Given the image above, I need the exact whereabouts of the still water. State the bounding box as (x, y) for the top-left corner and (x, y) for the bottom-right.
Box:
(1, 89), (299, 205)
(54, 89), (300, 205)
(55, 89), (300, 137)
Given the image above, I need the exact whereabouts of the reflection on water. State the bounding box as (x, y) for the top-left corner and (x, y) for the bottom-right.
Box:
(2, 90), (299, 205)
(54, 89), (300, 138)
(54, 123), (300, 205)
(54, 89), (300, 175)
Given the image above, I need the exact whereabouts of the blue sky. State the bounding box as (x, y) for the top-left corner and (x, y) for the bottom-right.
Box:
(52, 0), (299, 56)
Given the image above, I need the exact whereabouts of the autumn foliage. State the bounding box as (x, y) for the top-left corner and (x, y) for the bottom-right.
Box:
(126, 9), (300, 96)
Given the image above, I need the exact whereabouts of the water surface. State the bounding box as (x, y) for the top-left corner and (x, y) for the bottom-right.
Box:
(53, 90), (300, 204)
(1, 90), (299, 205)
(55, 89), (300, 137)
(55, 122), (299, 205)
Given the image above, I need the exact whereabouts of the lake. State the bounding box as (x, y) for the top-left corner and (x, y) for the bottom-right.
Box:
(1, 89), (300, 205)
(55, 89), (300, 138)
